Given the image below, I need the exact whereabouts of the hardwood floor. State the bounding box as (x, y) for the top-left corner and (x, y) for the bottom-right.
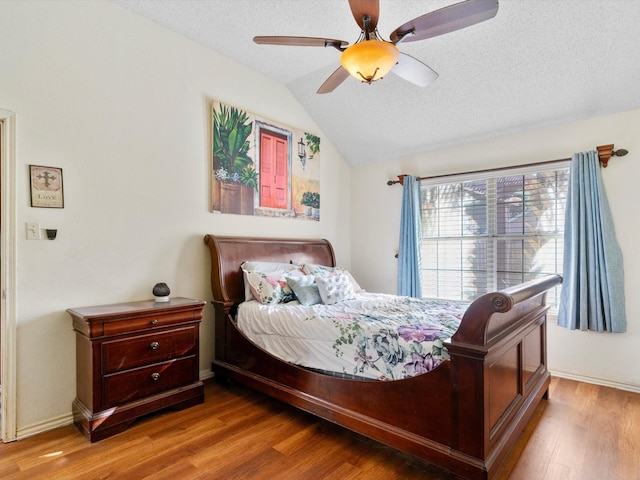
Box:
(0, 377), (638, 479)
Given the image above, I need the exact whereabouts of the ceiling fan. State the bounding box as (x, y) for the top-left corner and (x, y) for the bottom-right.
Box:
(254, 0), (499, 94)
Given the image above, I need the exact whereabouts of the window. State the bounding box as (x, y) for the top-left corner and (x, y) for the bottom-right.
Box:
(419, 163), (569, 306)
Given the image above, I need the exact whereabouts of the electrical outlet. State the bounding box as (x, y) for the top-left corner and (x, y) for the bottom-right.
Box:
(26, 222), (40, 240)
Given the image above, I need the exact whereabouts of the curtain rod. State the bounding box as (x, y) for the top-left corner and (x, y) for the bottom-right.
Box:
(387, 144), (629, 186)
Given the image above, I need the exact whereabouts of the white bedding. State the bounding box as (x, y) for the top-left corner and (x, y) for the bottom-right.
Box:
(236, 292), (469, 381)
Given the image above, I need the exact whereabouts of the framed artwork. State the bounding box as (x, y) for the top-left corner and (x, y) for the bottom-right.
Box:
(29, 165), (64, 208)
(211, 100), (321, 221)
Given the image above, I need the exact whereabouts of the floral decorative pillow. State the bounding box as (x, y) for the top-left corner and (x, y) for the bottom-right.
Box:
(243, 269), (303, 304)
(241, 261), (301, 302)
(316, 272), (357, 305)
(286, 275), (322, 306)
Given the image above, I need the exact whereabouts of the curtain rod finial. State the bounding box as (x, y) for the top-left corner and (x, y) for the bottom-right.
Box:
(387, 174), (407, 186)
(615, 148), (629, 157)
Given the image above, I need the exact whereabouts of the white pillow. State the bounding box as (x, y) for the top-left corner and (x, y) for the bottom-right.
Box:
(316, 272), (357, 305)
(241, 261), (302, 302)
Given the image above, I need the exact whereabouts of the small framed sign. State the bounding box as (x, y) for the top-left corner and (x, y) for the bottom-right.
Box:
(30, 165), (64, 208)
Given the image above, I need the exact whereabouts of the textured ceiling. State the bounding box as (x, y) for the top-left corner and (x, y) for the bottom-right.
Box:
(111, 0), (640, 167)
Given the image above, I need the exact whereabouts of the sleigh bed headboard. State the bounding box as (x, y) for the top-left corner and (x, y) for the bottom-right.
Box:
(203, 235), (336, 307)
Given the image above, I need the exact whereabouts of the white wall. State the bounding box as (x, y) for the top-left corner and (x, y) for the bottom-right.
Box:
(351, 108), (640, 392)
(0, 0), (351, 435)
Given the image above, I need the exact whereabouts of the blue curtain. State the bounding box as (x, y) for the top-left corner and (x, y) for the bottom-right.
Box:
(558, 150), (626, 332)
(397, 176), (422, 297)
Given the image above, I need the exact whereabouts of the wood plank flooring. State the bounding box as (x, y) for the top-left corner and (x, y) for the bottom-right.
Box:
(0, 376), (638, 479)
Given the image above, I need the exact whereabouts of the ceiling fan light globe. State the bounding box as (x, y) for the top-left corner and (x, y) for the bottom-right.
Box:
(340, 40), (399, 83)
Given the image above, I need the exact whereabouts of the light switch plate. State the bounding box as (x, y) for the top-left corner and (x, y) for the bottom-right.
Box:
(26, 222), (40, 240)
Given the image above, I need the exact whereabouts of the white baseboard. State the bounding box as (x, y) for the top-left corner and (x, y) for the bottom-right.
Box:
(550, 370), (640, 394)
(17, 413), (74, 441)
(13, 370), (216, 441)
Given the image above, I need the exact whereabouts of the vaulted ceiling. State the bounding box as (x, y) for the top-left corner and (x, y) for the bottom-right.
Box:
(112, 0), (640, 166)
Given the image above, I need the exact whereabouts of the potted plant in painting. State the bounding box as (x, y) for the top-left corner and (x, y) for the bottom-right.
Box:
(310, 192), (320, 219)
(301, 192), (315, 217)
(239, 165), (258, 215)
(213, 104), (253, 214)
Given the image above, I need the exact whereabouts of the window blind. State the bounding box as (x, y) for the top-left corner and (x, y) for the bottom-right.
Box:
(419, 162), (569, 306)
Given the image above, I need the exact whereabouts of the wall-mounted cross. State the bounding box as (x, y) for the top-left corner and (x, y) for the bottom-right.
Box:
(37, 171), (56, 188)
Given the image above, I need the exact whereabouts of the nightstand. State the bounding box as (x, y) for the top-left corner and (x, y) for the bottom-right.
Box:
(68, 297), (206, 442)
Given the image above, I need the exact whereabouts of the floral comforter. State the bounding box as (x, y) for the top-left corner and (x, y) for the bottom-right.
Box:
(236, 292), (469, 381)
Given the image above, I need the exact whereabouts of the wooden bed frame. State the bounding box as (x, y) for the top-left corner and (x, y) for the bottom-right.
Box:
(204, 234), (562, 480)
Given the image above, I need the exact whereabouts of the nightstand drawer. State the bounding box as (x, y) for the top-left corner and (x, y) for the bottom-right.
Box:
(101, 326), (197, 374)
(69, 298), (206, 338)
(102, 356), (197, 408)
(102, 310), (200, 336)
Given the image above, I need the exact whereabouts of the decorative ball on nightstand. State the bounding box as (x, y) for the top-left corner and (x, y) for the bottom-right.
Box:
(152, 283), (170, 302)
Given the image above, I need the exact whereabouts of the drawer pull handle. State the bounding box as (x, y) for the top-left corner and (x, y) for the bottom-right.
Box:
(150, 319), (158, 325)
(149, 341), (159, 350)
(150, 372), (160, 381)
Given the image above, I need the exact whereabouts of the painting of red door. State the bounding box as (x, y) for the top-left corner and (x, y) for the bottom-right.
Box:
(212, 99), (320, 220)
(259, 131), (288, 209)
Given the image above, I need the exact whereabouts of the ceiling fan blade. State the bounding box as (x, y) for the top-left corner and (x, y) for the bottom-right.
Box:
(390, 0), (498, 43)
(348, 0), (379, 31)
(392, 53), (439, 87)
(317, 66), (350, 94)
(253, 36), (348, 48)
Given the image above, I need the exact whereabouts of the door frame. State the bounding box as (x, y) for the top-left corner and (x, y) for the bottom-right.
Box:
(0, 109), (17, 442)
